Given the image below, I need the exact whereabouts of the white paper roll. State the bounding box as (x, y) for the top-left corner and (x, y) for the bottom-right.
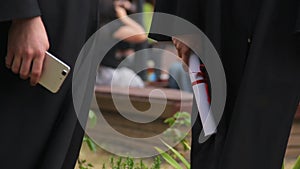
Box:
(189, 54), (216, 136)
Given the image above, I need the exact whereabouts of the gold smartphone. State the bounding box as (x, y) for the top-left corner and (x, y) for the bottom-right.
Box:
(38, 51), (71, 93)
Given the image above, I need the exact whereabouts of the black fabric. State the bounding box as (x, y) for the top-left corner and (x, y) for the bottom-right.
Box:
(296, 0), (300, 32)
(152, 0), (300, 169)
(0, 0), (41, 21)
(0, 0), (99, 169)
(148, 0), (178, 41)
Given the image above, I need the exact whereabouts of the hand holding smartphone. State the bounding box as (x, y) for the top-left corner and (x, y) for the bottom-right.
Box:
(38, 51), (70, 93)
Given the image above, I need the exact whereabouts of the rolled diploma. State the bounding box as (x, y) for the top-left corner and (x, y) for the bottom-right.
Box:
(189, 54), (217, 136)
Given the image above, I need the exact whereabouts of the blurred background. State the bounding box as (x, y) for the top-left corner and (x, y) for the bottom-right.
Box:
(75, 0), (300, 168)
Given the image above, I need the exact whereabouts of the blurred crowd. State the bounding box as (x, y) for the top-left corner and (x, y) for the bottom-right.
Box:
(96, 0), (192, 93)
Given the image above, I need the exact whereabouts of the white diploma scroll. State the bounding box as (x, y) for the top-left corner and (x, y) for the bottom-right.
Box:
(189, 54), (217, 136)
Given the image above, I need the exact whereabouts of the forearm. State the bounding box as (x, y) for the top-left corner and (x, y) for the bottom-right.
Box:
(119, 16), (145, 34)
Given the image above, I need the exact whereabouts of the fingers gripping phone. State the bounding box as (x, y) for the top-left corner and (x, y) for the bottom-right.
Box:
(38, 51), (71, 93)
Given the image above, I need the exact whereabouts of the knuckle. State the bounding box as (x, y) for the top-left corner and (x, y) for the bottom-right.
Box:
(5, 58), (11, 64)
(35, 50), (45, 59)
(5, 56), (12, 63)
(31, 72), (38, 78)
(12, 66), (19, 74)
(24, 49), (34, 57)
(45, 43), (50, 50)
(20, 70), (28, 77)
(20, 74), (28, 80)
(14, 50), (22, 57)
(31, 70), (41, 78)
(38, 48), (45, 55)
(24, 49), (45, 59)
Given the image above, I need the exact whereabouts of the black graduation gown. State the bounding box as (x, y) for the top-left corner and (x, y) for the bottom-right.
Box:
(152, 0), (300, 169)
(0, 0), (99, 169)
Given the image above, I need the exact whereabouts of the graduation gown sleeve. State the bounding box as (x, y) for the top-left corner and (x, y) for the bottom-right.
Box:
(0, 0), (41, 21)
(295, 1), (300, 33)
(148, 0), (178, 41)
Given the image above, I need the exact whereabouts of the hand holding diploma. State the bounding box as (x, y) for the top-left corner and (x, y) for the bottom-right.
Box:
(172, 38), (217, 136)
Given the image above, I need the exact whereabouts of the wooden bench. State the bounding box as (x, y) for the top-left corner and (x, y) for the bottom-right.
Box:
(87, 86), (193, 155)
(93, 86), (193, 136)
(95, 86), (193, 117)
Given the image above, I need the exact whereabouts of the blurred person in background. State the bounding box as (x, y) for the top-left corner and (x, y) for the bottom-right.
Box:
(96, 0), (147, 87)
(168, 61), (193, 93)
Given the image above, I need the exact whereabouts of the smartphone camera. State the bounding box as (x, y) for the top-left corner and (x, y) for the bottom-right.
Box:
(61, 70), (68, 76)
